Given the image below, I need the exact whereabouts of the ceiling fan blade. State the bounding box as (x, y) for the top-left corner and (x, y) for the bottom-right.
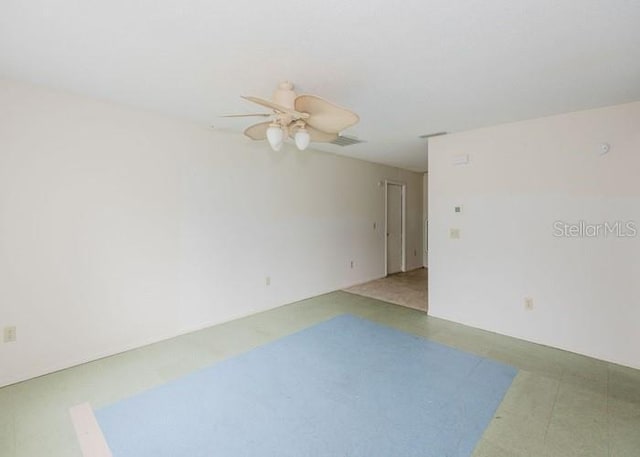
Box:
(244, 121), (271, 140)
(294, 95), (359, 133)
(221, 113), (271, 118)
(242, 96), (309, 120)
(289, 124), (338, 143)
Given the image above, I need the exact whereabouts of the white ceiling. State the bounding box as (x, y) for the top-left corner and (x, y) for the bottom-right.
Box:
(1, 1), (639, 172)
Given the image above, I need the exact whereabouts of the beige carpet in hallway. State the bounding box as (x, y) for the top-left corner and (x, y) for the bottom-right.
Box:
(344, 268), (428, 312)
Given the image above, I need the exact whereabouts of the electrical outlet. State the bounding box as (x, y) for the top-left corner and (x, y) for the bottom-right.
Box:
(265, 276), (271, 286)
(3, 326), (16, 343)
(524, 298), (534, 311)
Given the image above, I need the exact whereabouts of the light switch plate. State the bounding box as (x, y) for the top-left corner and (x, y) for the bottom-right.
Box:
(3, 326), (16, 343)
(524, 298), (534, 311)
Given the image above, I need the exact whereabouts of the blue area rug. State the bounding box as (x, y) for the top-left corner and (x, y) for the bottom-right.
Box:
(96, 314), (517, 457)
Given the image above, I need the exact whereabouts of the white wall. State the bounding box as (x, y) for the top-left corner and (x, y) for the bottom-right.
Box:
(429, 101), (640, 369)
(423, 172), (428, 267)
(0, 79), (423, 387)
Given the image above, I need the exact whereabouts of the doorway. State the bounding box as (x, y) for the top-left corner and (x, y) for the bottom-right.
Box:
(385, 181), (405, 276)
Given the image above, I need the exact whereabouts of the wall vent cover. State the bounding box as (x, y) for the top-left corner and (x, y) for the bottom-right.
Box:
(330, 135), (365, 147)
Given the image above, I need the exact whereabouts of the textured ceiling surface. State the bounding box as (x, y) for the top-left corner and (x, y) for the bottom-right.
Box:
(1, 0), (639, 171)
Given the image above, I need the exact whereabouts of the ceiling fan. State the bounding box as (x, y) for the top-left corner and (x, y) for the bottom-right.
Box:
(222, 82), (359, 151)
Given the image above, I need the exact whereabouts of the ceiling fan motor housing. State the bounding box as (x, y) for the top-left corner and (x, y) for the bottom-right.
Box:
(273, 81), (296, 110)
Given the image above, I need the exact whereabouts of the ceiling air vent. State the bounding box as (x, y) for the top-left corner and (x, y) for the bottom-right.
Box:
(330, 135), (365, 147)
(419, 131), (447, 139)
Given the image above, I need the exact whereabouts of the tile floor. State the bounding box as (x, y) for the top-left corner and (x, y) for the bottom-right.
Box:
(344, 267), (428, 312)
(1, 291), (639, 457)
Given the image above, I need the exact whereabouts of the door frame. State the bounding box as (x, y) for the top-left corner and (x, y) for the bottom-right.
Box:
(384, 179), (406, 277)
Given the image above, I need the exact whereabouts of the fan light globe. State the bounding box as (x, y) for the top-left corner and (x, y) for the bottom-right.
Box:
(294, 128), (311, 151)
(266, 124), (284, 151)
